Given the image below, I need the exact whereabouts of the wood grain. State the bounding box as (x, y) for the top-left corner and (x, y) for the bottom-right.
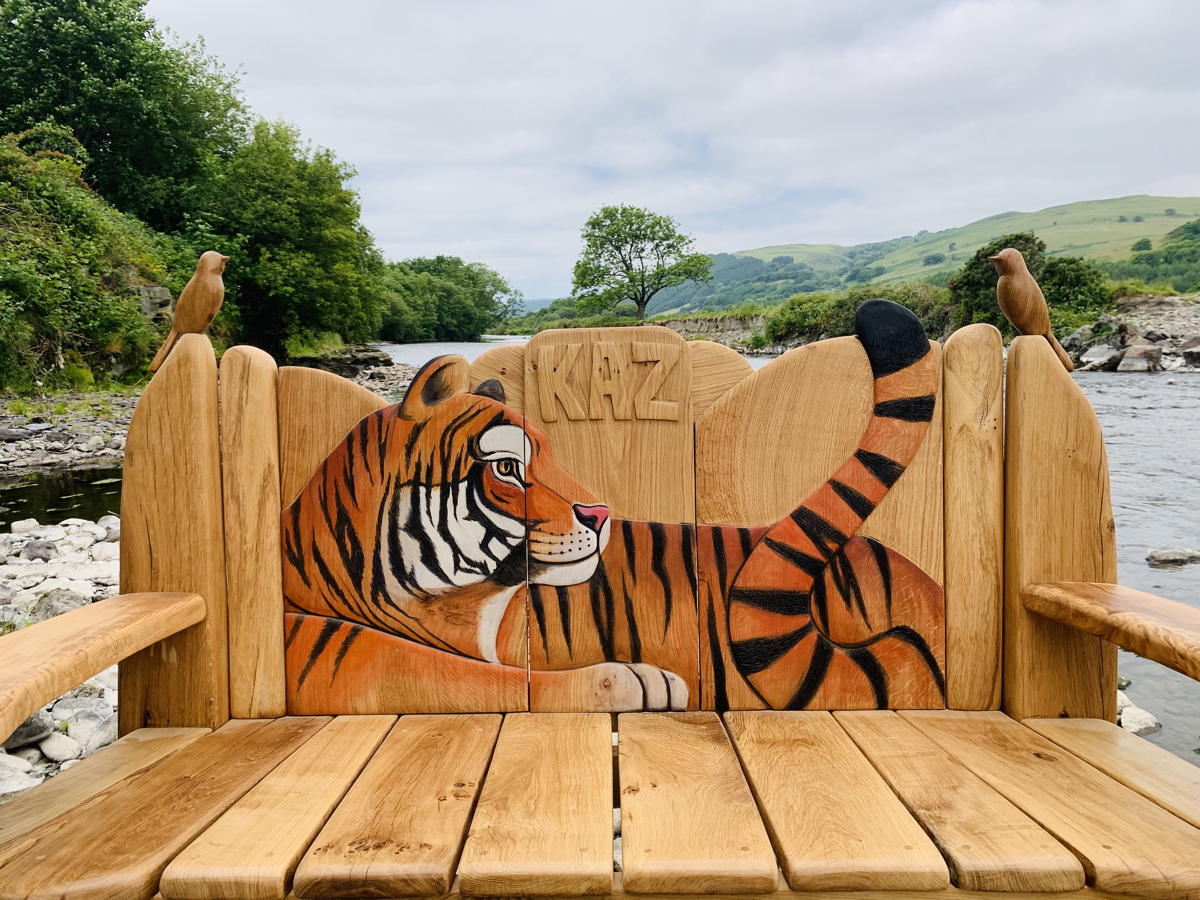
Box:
(942, 324), (1003, 710)
(292, 714), (501, 898)
(524, 326), (693, 522)
(277, 366), (387, 506)
(0, 717), (327, 900)
(120, 334), (230, 733)
(835, 710), (1083, 892)
(0, 727), (208, 850)
(687, 340), (752, 420)
(1023, 716), (1200, 830)
(161, 715), (393, 900)
(469, 343), (526, 412)
(458, 713), (613, 896)
(1004, 337), (1117, 720)
(1023, 581), (1200, 681)
(0, 592), (204, 747)
(905, 710), (1200, 900)
(726, 711), (947, 892)
(219, 345), (286, 718)
(618, 712), (776, 894)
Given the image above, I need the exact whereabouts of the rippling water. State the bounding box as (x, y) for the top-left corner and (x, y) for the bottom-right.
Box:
(3, 345), (1197, 758)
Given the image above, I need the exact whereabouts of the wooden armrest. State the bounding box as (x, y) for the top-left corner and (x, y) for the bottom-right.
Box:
(1022, 582), (1200, 681)
(0, 592), (205, 744)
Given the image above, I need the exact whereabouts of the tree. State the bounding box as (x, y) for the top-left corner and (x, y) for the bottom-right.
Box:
(0, 0), (248, 229)
(922, 253), (946, 266)
(947, 232), (1046, 331)
(1132, 238), (1152, 252)
(1039, 257), (1108, 317)
(572, 205), (712, 322)
(381, 257), (521, 342)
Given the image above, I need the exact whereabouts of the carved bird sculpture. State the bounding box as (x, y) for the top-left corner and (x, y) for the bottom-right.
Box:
(148, 251), (229, 372)
(990, 247), (1074, 371)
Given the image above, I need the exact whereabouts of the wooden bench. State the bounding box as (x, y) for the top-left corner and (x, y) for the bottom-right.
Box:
(2, 256), (1199, 900)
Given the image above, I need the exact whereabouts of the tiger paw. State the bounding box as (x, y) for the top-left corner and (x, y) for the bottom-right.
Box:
(531, 662), (689, 711)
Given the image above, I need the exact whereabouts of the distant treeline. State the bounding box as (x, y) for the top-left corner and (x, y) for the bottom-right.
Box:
(0, 0), (518, 389)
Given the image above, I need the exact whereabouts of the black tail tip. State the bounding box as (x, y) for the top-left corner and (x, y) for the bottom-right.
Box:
(854, 299), (930, 378)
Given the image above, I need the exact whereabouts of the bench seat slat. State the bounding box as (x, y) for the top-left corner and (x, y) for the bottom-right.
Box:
(160, 715), (395, 900)
(1023, 716), (1200, 831)
(726, 711), (949, 893)
(457, 713), (613, 896)
(0, 717), (327, 900)
(834, 711), (1084, 892)
(291, 714), (500, 898)
(0, 727), (209, 850)
(904, 710), (1200, 900)
(619, 712), (777, 894)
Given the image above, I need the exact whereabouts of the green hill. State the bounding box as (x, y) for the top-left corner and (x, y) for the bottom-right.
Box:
(734, 195), (1200, 284)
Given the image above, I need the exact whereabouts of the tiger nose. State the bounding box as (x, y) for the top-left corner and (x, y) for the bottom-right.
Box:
(573, 504), (610, 534)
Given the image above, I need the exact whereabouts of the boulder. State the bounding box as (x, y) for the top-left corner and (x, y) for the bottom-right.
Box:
(39, 731), (82, 762)
(0, 751), (33, 773)
(10, 518), (39, 534)
(66, 709), (117, 755)
(97, 514), (120, 542)
(1147, 548), (1200, 567)
(1079, 346), (1123, 372)
(0, 768), (41, 799)
(19, 539), (58, 562)
(3, 710), (54, 749)
(1117, 344), (1163, 372)
(1117, 690), (1161, 736)
(8, 747), (43, 765)
(90, 541), (119, 562)
(30, 524), (67, 542)
(22, 588), (88, 623)
(50, 697), (114, 724)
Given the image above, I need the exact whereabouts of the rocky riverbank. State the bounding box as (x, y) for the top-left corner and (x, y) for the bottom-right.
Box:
(1065, 294), (1200, 372)
(0, 350), (417, 476)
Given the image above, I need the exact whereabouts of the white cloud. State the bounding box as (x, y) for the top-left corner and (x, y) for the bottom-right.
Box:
(147, 0), (1200, 297)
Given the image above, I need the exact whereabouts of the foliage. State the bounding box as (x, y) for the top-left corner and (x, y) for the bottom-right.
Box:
(765, 283), (955, 344)
(0, 0), (248, 229)
(1131, 238), (1152, 252)
(1099, 218), (1200, 292)
(922, 253), (946, 266)
(947, 232), (1047, 331)
(572, 205), (712, 321)
(647, 252), (840, 314)
(0, 133), (161, 387)
(380, 256), (522, 342)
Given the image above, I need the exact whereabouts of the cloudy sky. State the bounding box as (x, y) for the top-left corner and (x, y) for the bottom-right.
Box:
(146, 0), (1200, 298)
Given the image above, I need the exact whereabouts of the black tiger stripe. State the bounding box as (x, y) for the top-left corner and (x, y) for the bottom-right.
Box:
(623, 591), (643, 663)
(786, 635), (834, 709)
(727, 586), (809, 616)
(731, 624), (813, 676)
(847, 646), (888, 708)
(738, 528), (754, 558)
(706, 598), (729, 712)
(855, 449), (905, 488)
(865, 537), (893, 618)
(790, 507), (849, 559)
(873, 394), (936, 422)
(284, 614), (305, 648)
(284, 504), (310, 588)
(830, 479), (875, 520)
(648, 522), (673, 629)
(530, 586), (550, 658)
(588, 564), (616, 660)
(621, 520), (637, 572)
(554, 585), (573, 655)
(680, 523), (697, 598)
(330, 624), (364, 681)
(763, 537), (826, 578)
(882, 625), (946, 697)
(297, 618), (341, 690)
(711, 527), (729, 588)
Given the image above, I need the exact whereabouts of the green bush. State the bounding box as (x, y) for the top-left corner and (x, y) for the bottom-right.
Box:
(1131, 238), (1152, 252)
(922, 253), (946, 266)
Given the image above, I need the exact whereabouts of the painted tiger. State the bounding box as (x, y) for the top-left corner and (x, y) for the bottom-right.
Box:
(281, 299), (944, 712)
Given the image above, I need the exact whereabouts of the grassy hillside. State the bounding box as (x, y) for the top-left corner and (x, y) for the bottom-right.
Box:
(736, 195), (1200, 283)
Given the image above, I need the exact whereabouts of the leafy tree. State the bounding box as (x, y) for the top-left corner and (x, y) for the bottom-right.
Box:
(572, 205), (712, 322)
(202, 120), (384, 357)
(381, 257), (521, 342)
(1132, 238), (1152, 252)
(922, 253), (946, 266)
(1039, 257), (1110, 329)
(1100, 218), (1200, 292)
(947, 232), (1046, 331)
(0, 0), (248, 229)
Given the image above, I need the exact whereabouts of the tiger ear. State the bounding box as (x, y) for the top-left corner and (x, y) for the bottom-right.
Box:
(471, 378), (506, 404)
(400, 355), (470, 418)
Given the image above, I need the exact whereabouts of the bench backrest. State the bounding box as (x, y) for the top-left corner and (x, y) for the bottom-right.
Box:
(117, 319), (1116, 732)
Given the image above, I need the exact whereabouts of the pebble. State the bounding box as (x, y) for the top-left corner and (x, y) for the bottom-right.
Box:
(2, 710), (54, 750)
(0, 751), (34, 774)
(1117, 689), (1162, 736)
(39, 732), (82, 762)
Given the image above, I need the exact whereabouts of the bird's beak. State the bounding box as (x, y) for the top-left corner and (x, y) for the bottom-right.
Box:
(988, 255), (1001, 262)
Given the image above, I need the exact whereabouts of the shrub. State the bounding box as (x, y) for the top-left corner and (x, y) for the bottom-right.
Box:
(1131, 238), (1152, 252)
(922, 253), (946, 266)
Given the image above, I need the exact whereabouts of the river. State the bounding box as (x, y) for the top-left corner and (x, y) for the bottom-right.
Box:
(3, 338), (1197, 759)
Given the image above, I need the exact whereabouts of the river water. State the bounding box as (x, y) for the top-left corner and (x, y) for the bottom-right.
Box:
(3, 339), (1197, 759)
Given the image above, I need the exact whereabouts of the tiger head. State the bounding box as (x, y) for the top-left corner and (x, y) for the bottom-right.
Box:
(282, 354), (609, 662)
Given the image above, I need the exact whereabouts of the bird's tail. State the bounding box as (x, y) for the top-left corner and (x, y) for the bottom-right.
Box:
(148, 329), (180, 373)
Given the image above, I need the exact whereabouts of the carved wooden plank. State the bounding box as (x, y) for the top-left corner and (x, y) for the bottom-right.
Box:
(1005, 336), (1116, 719)
(120, 333), (229, 732)
(0, 728), (208, 850)
(284, 614), (528, 714)
(1023, 581), (1200, 681)
(1024, 716), (1200, 830)
(458, 713), (613, 896)
(0, 717), (327, 900)
(688, 340), (752, 419)
(469, 343), (525, 412)
(220, 345), (286, 718)
(835, 711), (1083, 892)
(160, 715), (393, 900)
(727, 711), (948, 892)
(905, 710), (1200, 900)
(942, 324), (1003, 710)
(618, 712), (776, 894)
(0, 592), (205, 746)
(277, 366), (387, 506)
(524, 325), (693, 522)
(292, 714), (500, 898)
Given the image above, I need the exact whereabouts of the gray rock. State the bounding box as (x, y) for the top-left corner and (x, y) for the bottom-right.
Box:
(0, 768), (42, 798)
(3, 710), (54, 749)
(50, 697), (113, 723)
(9, 518), (38, 534)
(1117, 673), (1132, 690)
(19, 539), (58, 562)
(1184, 346), (1200, 367)
(39, 731), (82, 762)
(8, 747), (44, 765)
(90, 541), (119, 562)
(30, 524), (66, 542)
(66, 710), (117, 755)
(0, 751), (33, 773)
(97, 515), (120, 542)
(1147, 548), (1200, 567)
(1181, 335), (1200, 351)
(0, 427), (25, 442)
(1117, 344), (1163, 372)
(1117, 690), (1161, 736)
(1079, 346), (1124, 372)
(22, 588), (88, 623)
(23, 423), (52, 433)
